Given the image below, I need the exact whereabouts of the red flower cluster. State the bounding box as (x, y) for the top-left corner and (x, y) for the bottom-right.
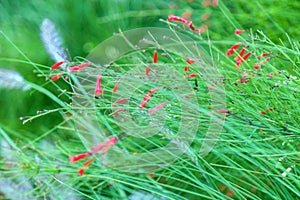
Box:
(183, 58), (198, 79)
(226, 43), (252, 68)
(49, 61), (91, 81)
(167, 14), (208, 34)
(226, 30), (272, 69)
(69, 137), (117, 176)
(50, 61), (65, 81)
(254, 55), (271, 70)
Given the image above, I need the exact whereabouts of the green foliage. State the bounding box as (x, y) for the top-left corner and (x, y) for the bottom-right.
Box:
(0, 0), (299, 199)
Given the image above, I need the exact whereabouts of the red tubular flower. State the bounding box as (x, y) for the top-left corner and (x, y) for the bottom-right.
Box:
(167, 14), (188, 24)
(114, 108), (125, 118)
(149, 88), (159, 93)
(69, 152), (92, 163)
(69, 62), (91, 72)
(94, 74), (103, 96)
(242, 52), (252, 61)
(113, 82), (119, 93)
(189, 73), (197, 78)
(51, 73), (63, 81)
(254, 63), (260, 69)
(257, 52), (270, 60)
(216, 109), (229, 113)
(140, 95), (151, 109)
(231, 43), (242, 50)
(184, 66), (190, 74)
(139, 101), (147, 109)
(234, 46), (248, 61)
(115, 98), (129, 105)
(226, 49), (234, 57)
(69, 138), (118, 176)
(226, 43), (241, 56)
(146, 66), (151, 76)
(77, 158), (94, 176)
(50, 61), (64, 70)
(260, 107), (274, 115)
(261, 57), (271, 65)
(148, 102), (168, 114)
(143, 94), (152, 101)
(153, 50), (158, 63)
(189, 22), (196, 31)
(236, 52), (252, 68)
(78, 168), (85, 176)
(235, 61), (242, 69)
(186, 58), (195, 64)
(234, 29), (245, 35)
(92, 137), (117, 154)
(139, 88), (159, 109)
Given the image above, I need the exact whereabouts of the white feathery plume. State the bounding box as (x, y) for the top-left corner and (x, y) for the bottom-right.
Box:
(40, 18), (67, 63)
(0, 69), (30, 91)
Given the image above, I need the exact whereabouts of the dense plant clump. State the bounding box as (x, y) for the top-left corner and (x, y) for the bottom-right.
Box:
(0, 1), (299, 199)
